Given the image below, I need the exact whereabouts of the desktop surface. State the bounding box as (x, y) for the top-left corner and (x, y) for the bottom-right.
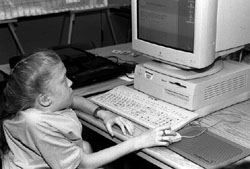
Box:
(90, 85), (250, 169)
(73, 43), (250, 169)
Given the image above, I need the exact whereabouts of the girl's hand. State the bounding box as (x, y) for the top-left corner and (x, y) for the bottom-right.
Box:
(98, 110), (135, 137)
(133, 126), (177, 149)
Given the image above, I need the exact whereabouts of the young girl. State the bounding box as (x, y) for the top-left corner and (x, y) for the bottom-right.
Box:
(0, 49), (176, 169)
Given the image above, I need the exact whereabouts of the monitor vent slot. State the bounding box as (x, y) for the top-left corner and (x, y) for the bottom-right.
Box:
(204, 75), (246, 100)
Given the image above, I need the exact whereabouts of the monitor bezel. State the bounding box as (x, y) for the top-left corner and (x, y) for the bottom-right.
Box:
(132, 0), (218, 69)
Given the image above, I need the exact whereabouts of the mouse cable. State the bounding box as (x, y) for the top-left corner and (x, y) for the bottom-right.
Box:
(181, 110), (244, 139)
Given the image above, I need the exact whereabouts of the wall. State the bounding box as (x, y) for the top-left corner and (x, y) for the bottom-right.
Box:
(0, 0), (131, 65)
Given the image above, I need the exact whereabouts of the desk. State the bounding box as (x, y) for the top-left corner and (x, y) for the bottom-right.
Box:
(74, 43), (250, 169)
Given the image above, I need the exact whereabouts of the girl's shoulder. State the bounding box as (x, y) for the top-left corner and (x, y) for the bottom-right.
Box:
(20, 108), (78, 126)
(26, 108), (81, 129)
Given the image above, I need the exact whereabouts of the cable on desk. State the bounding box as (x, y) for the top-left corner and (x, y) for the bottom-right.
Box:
(180, 121), (220, 139)
(106, 55), (137, 65)
(106, 55), (119, 63)
(105, 55), (136, 80)
(200, 110), (242, 126)
(181, 110), (244, 139)
(214, 111), (242, 123)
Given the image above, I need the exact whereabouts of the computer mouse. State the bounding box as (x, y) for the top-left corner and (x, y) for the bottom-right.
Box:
(169, 132), (182, 143)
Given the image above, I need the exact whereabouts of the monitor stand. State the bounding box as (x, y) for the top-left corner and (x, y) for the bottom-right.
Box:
(143, 59), (224, 80)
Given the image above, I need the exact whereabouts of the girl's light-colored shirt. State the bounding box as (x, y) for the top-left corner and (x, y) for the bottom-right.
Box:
(2, 108), (84, 169)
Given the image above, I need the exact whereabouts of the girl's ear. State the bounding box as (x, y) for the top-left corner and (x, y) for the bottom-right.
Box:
(38, 94), (52, 107)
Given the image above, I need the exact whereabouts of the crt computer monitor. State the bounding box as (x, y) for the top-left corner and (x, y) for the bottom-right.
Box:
(132, 0), (250, 69)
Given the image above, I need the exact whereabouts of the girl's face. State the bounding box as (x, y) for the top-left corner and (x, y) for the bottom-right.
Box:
(48, 62), (73, 111)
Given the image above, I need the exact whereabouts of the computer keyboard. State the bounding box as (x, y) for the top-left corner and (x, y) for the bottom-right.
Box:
(90, 85), (199, 131)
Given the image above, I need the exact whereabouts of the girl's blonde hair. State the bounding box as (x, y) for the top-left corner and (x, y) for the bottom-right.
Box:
(0, 49), (62, 154)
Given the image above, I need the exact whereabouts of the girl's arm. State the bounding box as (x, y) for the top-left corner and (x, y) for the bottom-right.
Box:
(71, 95), (100, 116)
(71, 95), (134, 136)
(78, 126), (176, 169)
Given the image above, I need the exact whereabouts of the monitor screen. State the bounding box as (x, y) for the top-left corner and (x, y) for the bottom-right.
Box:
(132, 0), (250, 69)
(138, 0), (194, 53)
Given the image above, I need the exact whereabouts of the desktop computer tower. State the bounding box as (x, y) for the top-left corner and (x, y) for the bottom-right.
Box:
(134, 60), (250, 117)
